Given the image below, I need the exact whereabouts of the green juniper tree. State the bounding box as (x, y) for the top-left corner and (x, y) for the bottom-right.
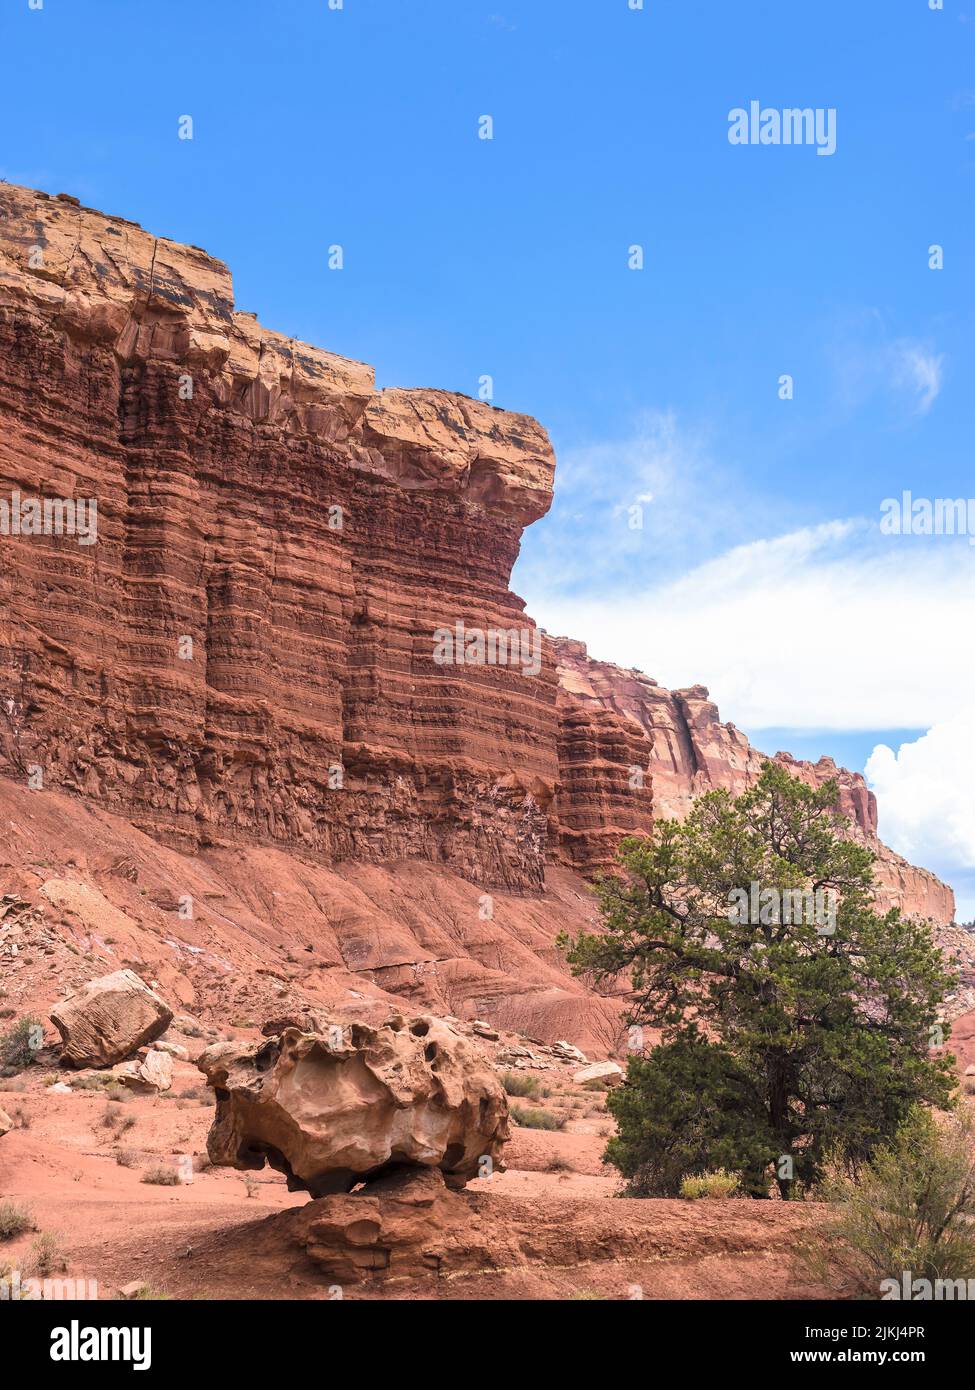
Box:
(562, 763), (956, 1198)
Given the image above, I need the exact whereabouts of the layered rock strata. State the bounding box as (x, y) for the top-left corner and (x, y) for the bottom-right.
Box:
(0, 183), (955, 934)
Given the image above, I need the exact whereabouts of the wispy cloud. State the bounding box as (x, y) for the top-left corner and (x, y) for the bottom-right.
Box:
(891, 340), (944, 415)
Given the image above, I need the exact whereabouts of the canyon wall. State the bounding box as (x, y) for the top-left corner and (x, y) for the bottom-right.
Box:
(0, 183), (955, 934)
(0, 183), (557, 892)
(552, 639), (955, 924)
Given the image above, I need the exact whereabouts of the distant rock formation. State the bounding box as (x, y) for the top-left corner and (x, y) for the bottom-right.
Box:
(551, 638), (955, 924)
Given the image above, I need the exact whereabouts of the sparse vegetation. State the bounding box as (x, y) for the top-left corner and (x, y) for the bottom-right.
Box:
(510, 1104), (565, 1131)
(141, 1166), (182, 1186)
(680, 1170), (739, 1200)
(100, 1102), (136, 1133)
(25, 1231), (66, 1277)
(0, 1016), (43, 1073)
(0, 1200), (35, 1241)
(796, 1107), (975, 1297)
(500, 1071), (540, 1098)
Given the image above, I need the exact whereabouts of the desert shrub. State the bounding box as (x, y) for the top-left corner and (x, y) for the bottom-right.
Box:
(963, 1078), (975, 1097)
(510, 1104), (564, 1131)
(680, 1170), (740, 1200)
(796, 1107), (975, 1298)
(104, 1084), (129, 1103)
(101, 1102), (136, 1134)
(141, 1166), (182, 1186)
(0, 1016), (43, 1073)
(126, 1286), (173, 1300)
(546, 1155), (574, 1173)
(25, 1232), (66, 1277)
(583, 1077), (611, 1092)
(501, 1071), (540, 1098)
(72, 1073), (111, 1091)
(115, 1148), (138, 1168)
(0, 1200), (35, 1241)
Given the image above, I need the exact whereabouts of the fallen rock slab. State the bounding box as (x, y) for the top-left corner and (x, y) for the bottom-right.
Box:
(573, 1061), (624, 1086)
(198, 1013), (509, 1196)
(113, 1048), (174, 1094)
(50, 969), (173, 1067)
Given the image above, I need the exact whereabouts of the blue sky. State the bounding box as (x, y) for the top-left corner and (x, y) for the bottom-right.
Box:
(2, 0), (974, 914)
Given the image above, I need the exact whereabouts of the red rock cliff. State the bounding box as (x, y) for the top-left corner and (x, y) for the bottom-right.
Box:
(0, 184), (557, 891)
(0, 184), (955, 930)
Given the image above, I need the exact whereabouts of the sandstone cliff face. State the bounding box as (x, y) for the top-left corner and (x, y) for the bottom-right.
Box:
(0, 183), (954, 939)
(551, 638), (955, 924)
(0, 184), (556, 891)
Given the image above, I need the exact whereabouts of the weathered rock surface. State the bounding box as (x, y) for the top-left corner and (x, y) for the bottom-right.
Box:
(573, 1060), (624, 1086)
(197, 1014), (509, 1195)
(113, 1047), (174, 1093)
(0, 182), (557, 893)
(49, 969), (173, 1067)
(0, 1106), (12, 1138)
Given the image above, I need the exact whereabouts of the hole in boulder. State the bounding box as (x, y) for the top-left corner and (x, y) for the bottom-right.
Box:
(410, 1020), (430, 1037)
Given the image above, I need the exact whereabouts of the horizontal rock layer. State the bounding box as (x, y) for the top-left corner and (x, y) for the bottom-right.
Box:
(0, 183), (954, 931)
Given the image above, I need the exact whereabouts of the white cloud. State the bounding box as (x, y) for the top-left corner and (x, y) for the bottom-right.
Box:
(891, 340), (944, 415)
(525, 519), (975, 732)
(866, 714), (975, 921)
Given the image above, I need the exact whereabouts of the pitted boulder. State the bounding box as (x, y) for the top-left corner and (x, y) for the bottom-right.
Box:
(197, 1013), (510, 1196)
(50, 969), (173, 1067)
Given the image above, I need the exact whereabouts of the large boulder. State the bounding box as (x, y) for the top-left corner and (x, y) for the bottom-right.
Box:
(198, 1014), (510, 1196)
(0, 1106), (12, 1139)
(49, 969), (173, 1067)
